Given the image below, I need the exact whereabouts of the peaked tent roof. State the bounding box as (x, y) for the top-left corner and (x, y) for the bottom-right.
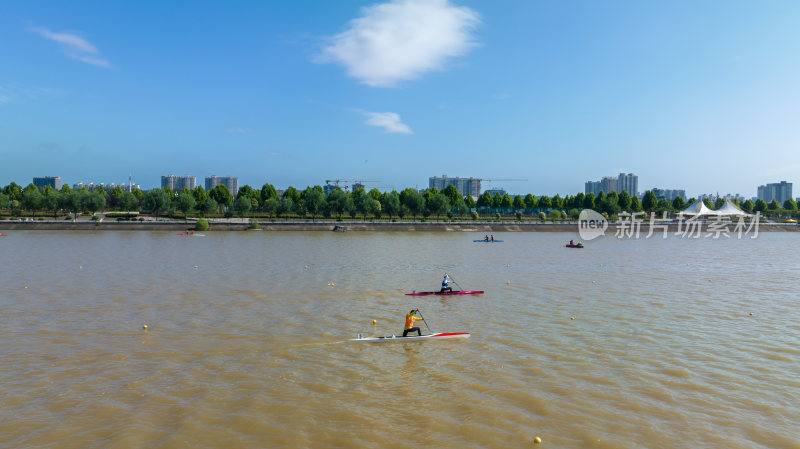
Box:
(715, 199), (749, 216)
(681, 199), (715, 216)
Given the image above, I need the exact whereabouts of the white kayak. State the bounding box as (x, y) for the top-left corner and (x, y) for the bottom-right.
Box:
(349, 332), (470, 342)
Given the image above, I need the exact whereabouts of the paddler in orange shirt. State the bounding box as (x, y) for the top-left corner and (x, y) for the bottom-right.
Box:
(403, 309), (424, 337)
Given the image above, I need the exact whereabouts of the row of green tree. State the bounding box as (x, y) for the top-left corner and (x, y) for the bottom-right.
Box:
(2, 181), (798, 220)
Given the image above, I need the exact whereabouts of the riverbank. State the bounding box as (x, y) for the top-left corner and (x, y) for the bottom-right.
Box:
(1, 219), (798, 232)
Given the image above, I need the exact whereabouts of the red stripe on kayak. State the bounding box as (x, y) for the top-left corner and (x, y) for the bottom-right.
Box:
(431, 332), (470, 337)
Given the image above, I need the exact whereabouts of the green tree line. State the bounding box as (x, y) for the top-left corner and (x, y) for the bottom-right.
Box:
(2, 181), (798, 220)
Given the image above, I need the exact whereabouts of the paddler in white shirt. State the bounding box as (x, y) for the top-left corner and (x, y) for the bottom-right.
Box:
(440, 273), (452, 293)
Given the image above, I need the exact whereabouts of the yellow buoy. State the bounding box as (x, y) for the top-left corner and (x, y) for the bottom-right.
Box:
(142, 324), (148, 330)
(372, 320), (377, 325)
(592, 281), (596, 284)
(506, 281), (510, 285)
(570, 316), (575, 320)
(534, 436), (542, 444)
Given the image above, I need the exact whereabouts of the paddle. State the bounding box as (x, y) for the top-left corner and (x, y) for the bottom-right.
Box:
(448, 275), (464, 292)
(415, 308), (432, 334)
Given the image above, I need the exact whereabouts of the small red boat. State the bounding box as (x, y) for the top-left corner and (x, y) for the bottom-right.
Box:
(405, 290), (484, 296)
(565, 243), (584, 248)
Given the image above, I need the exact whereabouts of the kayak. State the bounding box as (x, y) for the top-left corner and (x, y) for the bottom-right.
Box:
(176, 233), (206, 237)
(405, 290), (484, 296)
(473, 240), (503, 242)
(349, 332), (470, 342)
(565, 244), (584, 248)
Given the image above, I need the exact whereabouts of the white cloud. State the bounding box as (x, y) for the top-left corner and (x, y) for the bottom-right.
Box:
(29, 25), (111, 68)
(359, 110), (413, 134)
(318, 0), (479, 87)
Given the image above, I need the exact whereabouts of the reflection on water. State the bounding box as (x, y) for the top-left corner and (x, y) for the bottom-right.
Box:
(1, 230), (799, 449)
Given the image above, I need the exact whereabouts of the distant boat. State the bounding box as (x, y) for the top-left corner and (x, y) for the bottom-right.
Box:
(473, 239), (503, 242)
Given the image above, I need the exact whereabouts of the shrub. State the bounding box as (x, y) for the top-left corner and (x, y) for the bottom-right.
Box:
(196, 218), (209, 231)
(538, 212), (547, 222)
(515, 211), (523, 221)
(471, 211), (479, 221)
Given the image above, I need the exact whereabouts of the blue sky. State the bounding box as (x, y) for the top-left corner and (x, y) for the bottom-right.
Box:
(1, 0), (799, 197)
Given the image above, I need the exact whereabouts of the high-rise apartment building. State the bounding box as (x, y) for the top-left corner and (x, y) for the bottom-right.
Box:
(757, 181), (792, 204)
(585, 173), (638, 196)
(652, 188), (686, 201)
(429, 175), (481, 198)
(617, 173), (638, 197)
(585, 181), (601, 196)
(161, 174), (196, 192)
(600, 177), (618, 194)
(33, 176), (61, 190)
(205, 176), (239, 195)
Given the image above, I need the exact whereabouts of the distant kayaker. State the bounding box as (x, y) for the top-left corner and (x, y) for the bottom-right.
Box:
(570, 239), (574, 245)
(490, 235), (494, 242)
(440, 273), (452, 292)
(484, 234), (489, 241)
(403, 309), (424, 337)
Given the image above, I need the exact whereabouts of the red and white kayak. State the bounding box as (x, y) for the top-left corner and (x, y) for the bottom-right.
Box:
(349, 332), (470, 342)
(405, 290), (484, 296)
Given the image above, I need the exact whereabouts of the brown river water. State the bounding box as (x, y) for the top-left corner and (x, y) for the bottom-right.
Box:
(1, 230), (798, 449)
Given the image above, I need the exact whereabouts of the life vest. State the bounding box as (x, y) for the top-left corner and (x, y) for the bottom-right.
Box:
(405, 313), (418, 329)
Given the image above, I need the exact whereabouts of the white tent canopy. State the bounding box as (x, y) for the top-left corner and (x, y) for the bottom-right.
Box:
(680, 199), (750, 217)
(715, 199), (749, 216)
(681, 199), (715, 216)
